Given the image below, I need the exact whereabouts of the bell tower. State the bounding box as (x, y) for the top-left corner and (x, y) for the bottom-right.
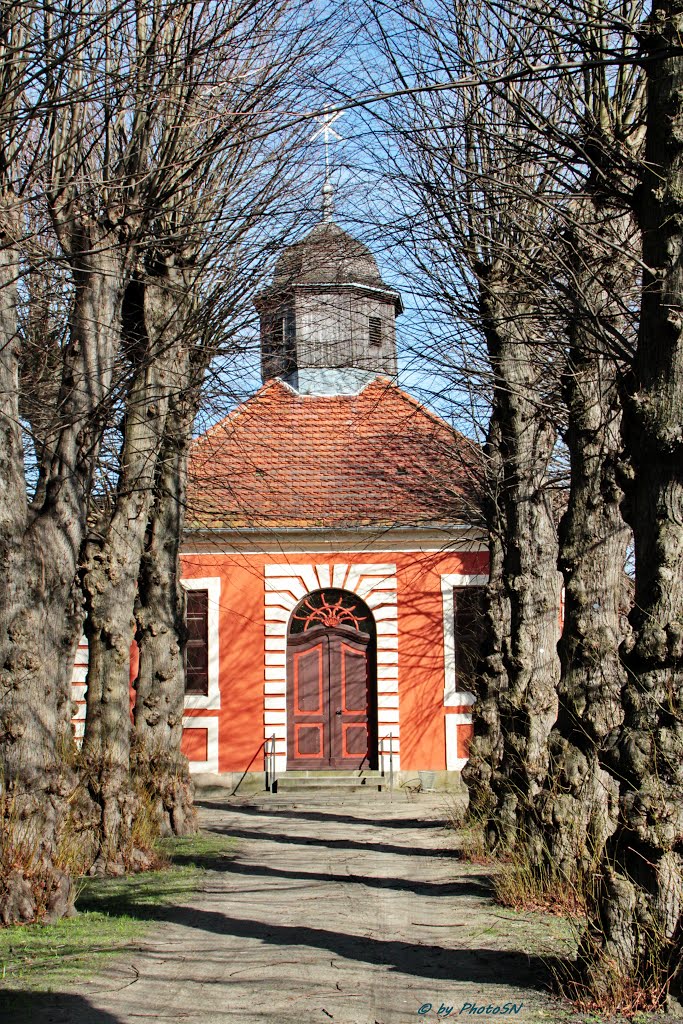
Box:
(254, 203), (403, 395)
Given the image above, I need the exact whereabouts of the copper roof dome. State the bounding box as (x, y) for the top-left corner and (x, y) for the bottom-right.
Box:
(272, 221), (385, 289)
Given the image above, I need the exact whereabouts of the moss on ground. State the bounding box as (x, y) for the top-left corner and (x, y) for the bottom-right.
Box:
(0, 830), (236, 994)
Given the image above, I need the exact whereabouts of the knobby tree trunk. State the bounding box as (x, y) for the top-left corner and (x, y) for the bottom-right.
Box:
(0, 214), (125, 921)
(469, 271), (562, 854)
(134, 352), (201, 838)
(587, 2), (683, 1000)
(0, 196), (64, 925)
(462, 422), (508, 821)
(81, 261), (189, 871)
(537, 243), (629, 879)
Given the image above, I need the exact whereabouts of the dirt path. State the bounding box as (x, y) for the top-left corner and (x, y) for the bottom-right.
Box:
(6, 792), (576, 1024)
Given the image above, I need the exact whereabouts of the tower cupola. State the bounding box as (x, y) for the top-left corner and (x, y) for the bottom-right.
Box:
(254, 216), (403, 395)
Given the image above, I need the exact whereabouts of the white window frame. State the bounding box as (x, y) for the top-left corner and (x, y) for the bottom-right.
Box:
(445, 712), (473, 771)
(440, 573), (488, 707)
(182, 716), (219, 773)
(181, 577), (221, 710)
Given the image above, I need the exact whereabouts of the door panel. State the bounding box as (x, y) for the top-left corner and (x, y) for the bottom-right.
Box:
(294, 644), (324, 713)
(343, 723), (369, 756)
(329, 633), (371, 768)
(294, 723), (324, 757)
(287, 635), (329, 768)
(341, 643), (369, 711)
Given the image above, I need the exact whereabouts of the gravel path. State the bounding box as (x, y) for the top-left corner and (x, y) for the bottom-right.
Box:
(4, 791), (576, 1024)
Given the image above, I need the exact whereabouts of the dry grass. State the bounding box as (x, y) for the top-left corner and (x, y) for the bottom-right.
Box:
(0, 784), (59, 922)
(492, 847), (584, 917)
(556, 931), (677, 1019)
(452, 819), (679, 1018)
(444, 800), (498, 865)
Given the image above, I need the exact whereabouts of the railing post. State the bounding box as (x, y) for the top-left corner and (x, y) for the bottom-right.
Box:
(265, 733), (277, 792)
(389, 731), (394, 793)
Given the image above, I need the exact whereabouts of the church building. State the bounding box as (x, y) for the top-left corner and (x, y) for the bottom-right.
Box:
(176, 206), (489, 790)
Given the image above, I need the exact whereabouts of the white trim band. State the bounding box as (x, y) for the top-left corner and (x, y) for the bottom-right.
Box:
(445, 712), (473, 772)
(183, 716), (219, 773)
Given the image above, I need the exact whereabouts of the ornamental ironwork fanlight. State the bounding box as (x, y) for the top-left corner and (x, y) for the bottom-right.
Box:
(289, 588), (373, 635)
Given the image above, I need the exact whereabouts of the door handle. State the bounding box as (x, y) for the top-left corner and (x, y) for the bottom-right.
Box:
(335, 709), (342, 716)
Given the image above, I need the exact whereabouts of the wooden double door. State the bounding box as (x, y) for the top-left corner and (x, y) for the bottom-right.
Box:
(286, 624), (376, 770)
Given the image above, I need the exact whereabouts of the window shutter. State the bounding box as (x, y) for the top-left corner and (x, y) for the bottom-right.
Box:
(453, 587), (485, 690)
(369, 316), (382, 346)
(185, 589), (209, 695)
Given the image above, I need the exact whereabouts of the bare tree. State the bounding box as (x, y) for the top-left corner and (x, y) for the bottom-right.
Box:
(481, 1), (645, 878)
(363, 0), (564, 849)
(77, 1), (338, 868)
(0, 1), (134, 924)
(539, 213), (634, 879)
(72, 0), (335, 868)
(580, 0), (683, 1003)
(0, 0), (336, 916)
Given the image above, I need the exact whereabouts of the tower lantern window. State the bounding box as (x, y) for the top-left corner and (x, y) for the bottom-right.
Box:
(369, 316), (382, 347)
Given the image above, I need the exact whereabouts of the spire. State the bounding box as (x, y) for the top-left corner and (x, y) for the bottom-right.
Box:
(321, 180), (334, 222)
(311, 108), (343, 223)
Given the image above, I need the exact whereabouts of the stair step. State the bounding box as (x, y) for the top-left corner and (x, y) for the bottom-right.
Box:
(274, 784), (384, 795)
(281, 769), (383, 778)
(276, 776), (382, 788)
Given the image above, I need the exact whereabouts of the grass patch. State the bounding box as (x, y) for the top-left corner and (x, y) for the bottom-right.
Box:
(493, 848), (584, 917)
(0, 830), (236, 994)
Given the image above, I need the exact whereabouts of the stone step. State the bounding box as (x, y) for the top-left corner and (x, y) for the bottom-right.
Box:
(275, 775), (383, 792)
(280, 769), (383, 778)
(276, 785), (384, 796)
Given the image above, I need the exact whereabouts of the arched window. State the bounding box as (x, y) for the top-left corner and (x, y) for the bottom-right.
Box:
(289, 588), (374, 636)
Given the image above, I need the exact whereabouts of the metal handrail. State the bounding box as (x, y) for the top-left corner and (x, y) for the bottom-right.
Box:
(378, 733), (394, 795)
(388, 732), (394, 793)
(265, 733), (277, 792)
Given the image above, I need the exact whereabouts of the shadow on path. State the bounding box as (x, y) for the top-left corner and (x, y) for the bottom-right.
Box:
(170, 855), (493, 899)
(0, 991), (123, 1024)
(76, 895), (557, 990)
(209, 824), (456, 858)
(197, 800), (450, 831)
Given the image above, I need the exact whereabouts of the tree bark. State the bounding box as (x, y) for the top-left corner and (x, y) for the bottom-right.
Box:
(462, 421), (508, 821)
(81, 262), (188, 871)
(0, 214), (124, 920)
(472, 271), (562, 854)
(133, 352), (200, 838)
(537, 248), (629, 879)
(587, 2), (683, 999)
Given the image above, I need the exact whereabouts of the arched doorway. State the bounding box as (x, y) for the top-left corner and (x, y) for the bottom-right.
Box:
(286, 588), (377, 770)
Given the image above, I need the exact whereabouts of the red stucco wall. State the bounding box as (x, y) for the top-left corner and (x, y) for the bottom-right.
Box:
(180, 548), (487, 773)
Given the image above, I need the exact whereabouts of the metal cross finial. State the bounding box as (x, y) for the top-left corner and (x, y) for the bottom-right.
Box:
(311, 108), (344, 220)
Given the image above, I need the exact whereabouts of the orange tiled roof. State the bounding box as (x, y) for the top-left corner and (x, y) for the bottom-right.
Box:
(187, 377), (481, 530)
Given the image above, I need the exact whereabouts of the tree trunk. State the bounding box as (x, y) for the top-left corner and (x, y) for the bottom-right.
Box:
(537, 256), (629, 879)
(462, 421), (508, 821)
(0, 218), (124, 920)
(81, 264), (187, 871)
(587, 2), (683, 1000)
(474, 271), (562, 854)
(134, 361), (198, 838)
(0, 197), (71, 925)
